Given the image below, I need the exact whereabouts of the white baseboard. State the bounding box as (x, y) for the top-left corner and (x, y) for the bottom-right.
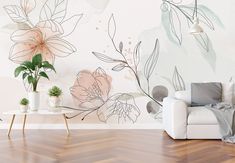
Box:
(0, 123), (163, 129)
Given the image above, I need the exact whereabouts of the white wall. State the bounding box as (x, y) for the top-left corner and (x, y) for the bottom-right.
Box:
(0, 0), (234, 126)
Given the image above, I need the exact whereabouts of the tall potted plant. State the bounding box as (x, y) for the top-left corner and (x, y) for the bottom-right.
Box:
(14, 54), (56, 111)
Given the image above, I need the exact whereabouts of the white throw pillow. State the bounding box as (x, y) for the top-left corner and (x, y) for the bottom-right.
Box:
(222, 82), (234, 104)
(175, 90), (191, 106)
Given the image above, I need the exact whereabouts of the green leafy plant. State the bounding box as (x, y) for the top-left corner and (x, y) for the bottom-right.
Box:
(14, 54), (56, 92)
(20, 98), (29, 105)
(49, 86), (62, 97)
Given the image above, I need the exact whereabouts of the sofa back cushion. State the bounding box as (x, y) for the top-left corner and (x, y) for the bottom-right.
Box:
(191, 82), (222, 107)
(175, 82), (234, 106)
(175, 90), (191, 106)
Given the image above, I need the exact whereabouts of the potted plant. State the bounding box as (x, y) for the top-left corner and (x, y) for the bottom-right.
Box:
(48, 86), (62, 111)
(20, 98), (29, 113)
(14, 54), (56, 111)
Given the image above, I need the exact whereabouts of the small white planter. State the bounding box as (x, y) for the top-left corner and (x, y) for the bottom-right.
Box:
(20, 105), (29, 113)
(48, 96), (61, 112)
(28, 92), (40, 111)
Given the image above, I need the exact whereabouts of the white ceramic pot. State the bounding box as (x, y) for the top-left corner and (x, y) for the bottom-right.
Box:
(48, 96), (61, 112)
(20, 105), (29, 113)
(28, 92), (40, 111)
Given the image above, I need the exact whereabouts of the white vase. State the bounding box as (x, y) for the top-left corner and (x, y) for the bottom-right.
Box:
(28, 92), (40, 111)
(48, 96), (61, 112)
(20, 105), (29, 113)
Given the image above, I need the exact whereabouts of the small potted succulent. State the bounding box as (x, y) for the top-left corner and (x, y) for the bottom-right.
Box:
(48, 86), (62, 111)
(20, 98), (29, 113)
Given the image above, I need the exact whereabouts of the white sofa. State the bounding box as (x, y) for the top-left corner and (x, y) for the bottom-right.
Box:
(162, 97), (221, 139)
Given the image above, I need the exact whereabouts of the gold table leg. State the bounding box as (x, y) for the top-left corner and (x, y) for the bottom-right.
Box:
(23, 115), (27, 134)
(7, 114), (16, 137)
(63, 114), (70, 136)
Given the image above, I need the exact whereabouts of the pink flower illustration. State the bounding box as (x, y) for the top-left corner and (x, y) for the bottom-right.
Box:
(70, 67), (140, 123)
(9, 25), (76, 64)
(4, 0), (82, 64)
(70, 67), (112, 109)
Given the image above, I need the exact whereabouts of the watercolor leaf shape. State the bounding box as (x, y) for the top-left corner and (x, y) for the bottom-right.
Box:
(161, 0), (223, 50)
(161, 0), (223, 71)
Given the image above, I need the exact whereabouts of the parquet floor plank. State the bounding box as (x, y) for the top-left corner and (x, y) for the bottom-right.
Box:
(0, 130), (234, 163)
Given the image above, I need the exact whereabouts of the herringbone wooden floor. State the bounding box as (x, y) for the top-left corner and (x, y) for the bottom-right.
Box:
(0, 130), (235, 163)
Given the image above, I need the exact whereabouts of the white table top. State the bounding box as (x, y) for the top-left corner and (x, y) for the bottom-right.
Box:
(3, 109), (73, 115)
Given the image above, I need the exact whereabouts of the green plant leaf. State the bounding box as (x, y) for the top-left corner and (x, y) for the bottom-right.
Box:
(38, 62), (42, 68)
(32, 54), (42, 66)
(42, 61), (56, 72)
(22, 61), (35, 70)
(27, 76), (34, 84)
(22, 72), (28, 79)
(20, 98), (29, 105)
(14, 66), (26, 77)
(39, 71), (49, 79)
(49, 86), (62, 97)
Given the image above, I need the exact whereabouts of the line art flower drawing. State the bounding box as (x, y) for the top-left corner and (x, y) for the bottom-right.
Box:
(65, 67), (140, 123)
(9, 27), (77, 64)
(4, 0), (83, 64)
(70, 68), (111, 109)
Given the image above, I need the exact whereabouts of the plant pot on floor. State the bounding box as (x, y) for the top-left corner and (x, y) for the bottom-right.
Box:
(28, 92), (40, 111)
(20, 105), (29, 113)
(48, 96), (61, 112)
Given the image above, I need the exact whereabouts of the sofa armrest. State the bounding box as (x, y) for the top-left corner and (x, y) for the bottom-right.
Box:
(163, 96), (188, 139)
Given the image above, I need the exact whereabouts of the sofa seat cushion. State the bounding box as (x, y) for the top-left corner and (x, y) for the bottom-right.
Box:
(187, 107), (218, 125)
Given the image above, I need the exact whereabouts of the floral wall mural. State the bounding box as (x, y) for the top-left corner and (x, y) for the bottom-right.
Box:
(92, 14), (170, 120)
(4, 0), (82, 64)
(68, 67), (140, 123)
(0, 0), (234, 126)
(160, 0), (223, 71)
